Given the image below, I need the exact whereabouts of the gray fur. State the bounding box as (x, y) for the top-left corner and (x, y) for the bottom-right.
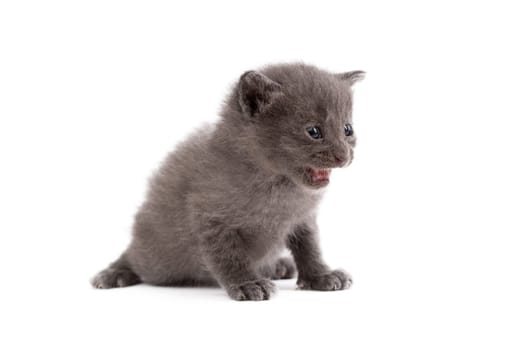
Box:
(92, 63), (365, 301)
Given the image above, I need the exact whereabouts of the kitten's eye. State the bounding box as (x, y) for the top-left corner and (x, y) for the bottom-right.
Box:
(344, 123), (354, 137)
(306, 126), (323, 139)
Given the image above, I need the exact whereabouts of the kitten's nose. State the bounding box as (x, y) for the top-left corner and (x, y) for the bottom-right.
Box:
(333, 155), (347, 167)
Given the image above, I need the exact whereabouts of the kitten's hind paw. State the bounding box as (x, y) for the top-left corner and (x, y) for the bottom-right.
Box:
(91, 267), (141, 289)
(273, 257), (297, 280)
(226, 279), (275, 301)
(297, 269), (352, 291)
(260, 257), (297, 280)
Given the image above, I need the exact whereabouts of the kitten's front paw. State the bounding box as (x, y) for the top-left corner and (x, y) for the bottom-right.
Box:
(298, 269), (352, 291)
(226, 279), (275, 301)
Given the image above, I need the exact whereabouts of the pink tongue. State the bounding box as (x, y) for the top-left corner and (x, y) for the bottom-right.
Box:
(311, 168), (330, 181)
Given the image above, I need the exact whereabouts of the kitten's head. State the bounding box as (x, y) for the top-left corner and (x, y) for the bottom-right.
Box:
(227, 63), (365, 189)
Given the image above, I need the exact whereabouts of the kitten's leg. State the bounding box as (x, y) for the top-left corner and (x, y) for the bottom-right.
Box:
(200, 227), (275, 301)
(259, 256), (297, 280)
(91, 253), (142, 289)
(287, 222), (352, 291)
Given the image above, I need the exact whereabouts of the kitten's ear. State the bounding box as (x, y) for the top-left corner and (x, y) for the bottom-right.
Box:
(238, 71), (283, 117)
(336, 70), (366, 85)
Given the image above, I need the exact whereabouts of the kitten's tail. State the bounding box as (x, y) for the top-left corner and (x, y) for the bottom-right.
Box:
(91, 253), (142, 289)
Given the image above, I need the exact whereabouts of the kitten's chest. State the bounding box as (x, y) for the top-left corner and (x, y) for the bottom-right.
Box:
(239, 186), (318, 261)
(241, 179), (321, 235)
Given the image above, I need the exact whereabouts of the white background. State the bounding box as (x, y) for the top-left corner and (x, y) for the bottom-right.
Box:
(1, 1), (524, 349)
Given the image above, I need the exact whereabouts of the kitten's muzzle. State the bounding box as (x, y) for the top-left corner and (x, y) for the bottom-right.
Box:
(312, 151), (349, 168)
(320, 156), (350, 169)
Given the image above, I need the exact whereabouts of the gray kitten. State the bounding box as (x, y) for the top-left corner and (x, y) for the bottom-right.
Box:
(92, 63), (365, 301)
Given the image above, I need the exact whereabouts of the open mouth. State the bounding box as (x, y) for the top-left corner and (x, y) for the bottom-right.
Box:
(305, 167), (332, 187)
